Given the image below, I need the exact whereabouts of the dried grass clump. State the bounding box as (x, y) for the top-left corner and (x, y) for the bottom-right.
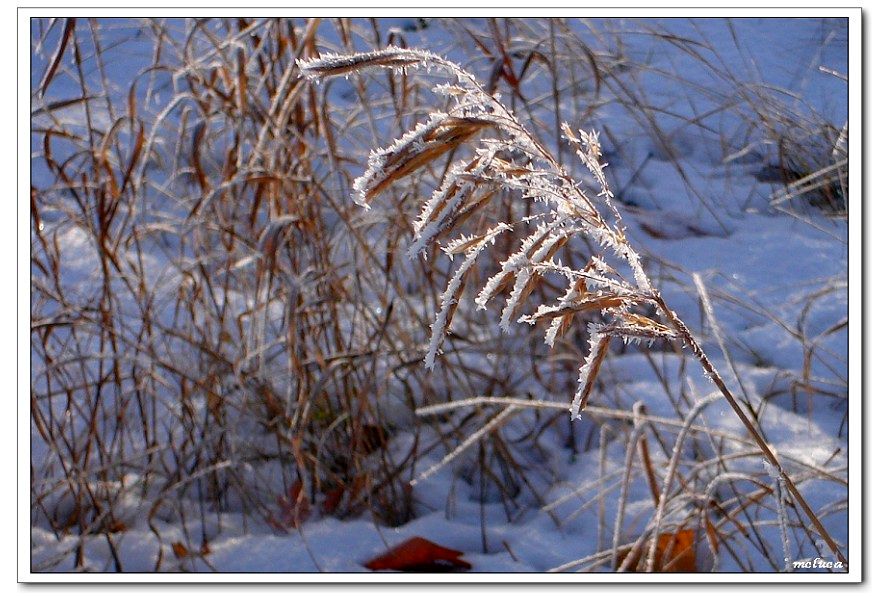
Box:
(299, 45), (847, 570)
(31, 20), (449, 568)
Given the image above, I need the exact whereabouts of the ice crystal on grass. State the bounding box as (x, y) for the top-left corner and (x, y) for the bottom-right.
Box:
(297, 46), (671, 416)
(424, 222), (511, 370)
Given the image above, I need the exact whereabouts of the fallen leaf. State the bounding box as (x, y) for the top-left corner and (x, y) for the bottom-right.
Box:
(617, 528), (697, 572)
(364, 536), (472, 572)
(171, 542), (189, 559)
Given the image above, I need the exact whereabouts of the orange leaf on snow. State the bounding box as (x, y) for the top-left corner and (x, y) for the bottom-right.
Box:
(617, 528), (698, 572)
(171, 542), (189, 559)
(655, 529), (697, 572)
(364, 536), (472, 572)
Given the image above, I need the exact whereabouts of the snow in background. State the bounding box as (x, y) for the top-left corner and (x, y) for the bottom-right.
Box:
(30, 16), (848, 574)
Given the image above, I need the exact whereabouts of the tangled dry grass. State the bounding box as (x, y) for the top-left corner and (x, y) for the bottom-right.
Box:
(298, 45), (847, 571)
(30, 17), (849, 572)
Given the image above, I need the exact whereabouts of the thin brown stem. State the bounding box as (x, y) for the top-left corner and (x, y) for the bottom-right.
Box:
(653, 293), (847, 569)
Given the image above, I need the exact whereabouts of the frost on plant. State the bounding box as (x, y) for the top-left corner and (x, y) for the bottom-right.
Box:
(299, 47), (677, 418)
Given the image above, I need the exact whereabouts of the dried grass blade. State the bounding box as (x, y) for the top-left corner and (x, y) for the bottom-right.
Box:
(298, 50), (422, 79)
(570, 333), (611, 418)
(39, 18), (76, 98)
(363, 118), (493, 204)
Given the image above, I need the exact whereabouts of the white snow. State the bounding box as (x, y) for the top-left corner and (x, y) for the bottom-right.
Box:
(30, 16), (850, 575)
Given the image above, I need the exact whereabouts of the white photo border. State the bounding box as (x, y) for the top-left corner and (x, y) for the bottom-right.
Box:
(16, 3), (863, 584)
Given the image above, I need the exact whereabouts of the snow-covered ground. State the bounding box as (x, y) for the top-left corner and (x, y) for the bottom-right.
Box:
(29, 16), (850, 575)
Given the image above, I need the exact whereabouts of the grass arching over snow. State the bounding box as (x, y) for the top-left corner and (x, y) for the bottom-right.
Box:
(30, 17), (849, 573)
